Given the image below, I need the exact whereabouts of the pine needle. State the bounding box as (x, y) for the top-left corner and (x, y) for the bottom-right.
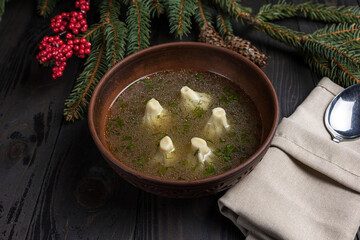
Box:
(100, 0), (128, 67)
(256, 0), (298, 22)
(0, 0), (10, 22)
(126, 0), (151, 54)
(194, 0), (213, 29)
(167, 0), (197, 39)
(37, 0), (58, 17)
(216, 12), (233, 38)
(304, 24), (360, 67)
(255, 22), (304, 48)
(145, 0), (164, 18)
(300, 2), (360, 24)
(213, 0), (252, 23)
(64, 33), (108, 122)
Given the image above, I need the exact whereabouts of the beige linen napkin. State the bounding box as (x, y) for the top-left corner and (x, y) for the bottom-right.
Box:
(218, 78), (360, 240)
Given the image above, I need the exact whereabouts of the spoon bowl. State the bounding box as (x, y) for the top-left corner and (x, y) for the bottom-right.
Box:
(324, 83), (360, 142)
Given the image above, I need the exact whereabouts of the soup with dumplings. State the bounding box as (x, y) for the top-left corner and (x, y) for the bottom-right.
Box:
(105, 70), (262, 180)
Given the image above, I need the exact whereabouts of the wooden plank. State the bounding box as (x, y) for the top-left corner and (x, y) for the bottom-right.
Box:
(0, 0), (139, 239)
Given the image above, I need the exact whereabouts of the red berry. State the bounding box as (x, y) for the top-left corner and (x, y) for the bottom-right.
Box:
(84, 48), (91, 55)
(77, 14), (84, 20)
(66, 33), (73, 39)
(56, 71), (63, 77)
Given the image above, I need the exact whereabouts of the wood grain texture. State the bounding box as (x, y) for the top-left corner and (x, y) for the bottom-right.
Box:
(0, 0), (359, 239)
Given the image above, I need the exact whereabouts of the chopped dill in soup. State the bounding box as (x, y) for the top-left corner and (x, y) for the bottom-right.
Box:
(105, 70), (262, 180)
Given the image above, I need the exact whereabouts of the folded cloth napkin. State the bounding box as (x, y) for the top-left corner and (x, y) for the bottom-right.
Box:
(218, 78), (360, 240)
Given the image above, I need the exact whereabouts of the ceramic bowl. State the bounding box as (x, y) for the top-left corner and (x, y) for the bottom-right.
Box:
(88, 42), (279, 198)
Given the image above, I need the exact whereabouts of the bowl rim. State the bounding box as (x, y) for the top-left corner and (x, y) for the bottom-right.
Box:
(88, 42), (279, 186)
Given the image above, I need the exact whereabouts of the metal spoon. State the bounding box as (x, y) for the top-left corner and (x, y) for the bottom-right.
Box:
(324, 83), (360, 143)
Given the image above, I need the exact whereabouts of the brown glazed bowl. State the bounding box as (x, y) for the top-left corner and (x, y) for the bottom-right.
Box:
(88, 42), (279, 198)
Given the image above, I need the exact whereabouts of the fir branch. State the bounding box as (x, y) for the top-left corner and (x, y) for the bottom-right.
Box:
(303, 24), (360, 67)
(145, 0), (164, 18)
(103, 21), (127, 67)
(213, 0), (252, 23)
(64, 33), (108, 121)
(0, 0), (10, 22)
(82, 24), (103, 39)
(37, 0), (58, 17)
(299, 2), (360, 24)
(126, 0), (151, 54)
(255, 0), (298, 22)
(195, 0), (213, 29)
(99, 0), (128, 67)
(167, 0), (197, 39)
(334, 61), (360, 86)
(332, 58), (360, 86)
(216, 13), (233, 38)
(303, 54), (333, 79)
(255, 22), (304, 48)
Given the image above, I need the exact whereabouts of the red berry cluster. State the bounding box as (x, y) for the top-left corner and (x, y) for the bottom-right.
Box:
(50, 11), (88, 34)
(75, 0), (90, 12)
(36, 0), (91, 79)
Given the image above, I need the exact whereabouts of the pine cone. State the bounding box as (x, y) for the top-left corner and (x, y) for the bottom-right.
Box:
(225, 35), (269, 68)
(198, 26), (226, 47)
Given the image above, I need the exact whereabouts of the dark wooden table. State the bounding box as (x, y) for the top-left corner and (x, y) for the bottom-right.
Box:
(1, 0), (359, 239)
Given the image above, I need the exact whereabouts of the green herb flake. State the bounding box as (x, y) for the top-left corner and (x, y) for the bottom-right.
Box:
(179, 160), (191, 166)
(170, 110), (179, 115)
(157, 163), (166, 176)
(122, 136), (132, 141)
(144, 78), (154, 89)
(193, 106), (206, 118)
(222, 166), (232, 172)
(133, 154), (146, 166)
(157, 77), (164, 83)
(195, 73), (204, 79)
(204, 164), (216, 177)
(183, 124), (190, 132)
(111, 118), (124, 129)
(219, 96), (230, 105)
(168, 102), (178, 107)
(215, 145), (237, 162)
(108, 129), (120, 135)
(126, 143), (136, 150)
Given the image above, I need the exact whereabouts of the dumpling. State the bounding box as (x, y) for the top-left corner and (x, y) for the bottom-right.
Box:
(180, 86), (211, 111)
(143, 98), (167, 127)
(190, 137), (213, 163)
(204, 107), (230, 138)
(153, 136), (176, 166)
